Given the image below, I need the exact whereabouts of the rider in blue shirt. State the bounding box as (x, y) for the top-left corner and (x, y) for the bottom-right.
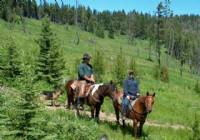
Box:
(122, 70), (140, 120)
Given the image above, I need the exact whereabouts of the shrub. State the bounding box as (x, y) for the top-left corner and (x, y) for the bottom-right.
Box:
(160, 65), (169, 82)
(113, 47), (126, 86)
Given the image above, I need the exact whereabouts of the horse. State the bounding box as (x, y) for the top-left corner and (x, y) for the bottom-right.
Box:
(65, 79), (76, 109)
(65, 80), (116, 119)
(65, 79), (93, 109)
(112, 90), (155, 137)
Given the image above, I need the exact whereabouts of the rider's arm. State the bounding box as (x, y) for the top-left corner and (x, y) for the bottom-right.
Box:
(90, 74), (95, 83)
(78, 64), (85, 79)
(83, 75), (92, 81)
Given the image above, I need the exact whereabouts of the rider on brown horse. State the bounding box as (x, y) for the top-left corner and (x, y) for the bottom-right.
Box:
(122, 70), (140, 120)
(76, 53), (95, 109)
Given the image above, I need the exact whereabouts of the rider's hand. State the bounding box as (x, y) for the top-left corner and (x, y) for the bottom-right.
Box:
(127, 96), (130, 100)
(90, 78), (95, 83)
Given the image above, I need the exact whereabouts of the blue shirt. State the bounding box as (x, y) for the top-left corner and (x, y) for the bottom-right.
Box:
(123, 77), (139, 97)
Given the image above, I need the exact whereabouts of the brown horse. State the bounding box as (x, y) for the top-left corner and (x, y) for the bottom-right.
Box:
(65, 79), (76, 109)
(65, 79), (93, 109)
(112, 90), (155, 137)
(65, 80), (116, 119)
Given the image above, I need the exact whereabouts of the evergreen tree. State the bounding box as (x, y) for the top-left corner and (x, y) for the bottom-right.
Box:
(108, 24), (115, 39)
(87, 16), (96, 33)
(36, 17), (65, 86)
(92, 50), (105, 82)
(113, 47), (126, 86)
(156, 2), (165, 67)
(95, 24), (105, 38)
(3, 38), (22, 81)
(0, 66), (45, 139)
(32, 0), (39, 19)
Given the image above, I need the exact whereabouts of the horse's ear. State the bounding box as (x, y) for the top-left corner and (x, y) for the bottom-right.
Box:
(153, 92), (155, 97)
(146, 92), (149, 96)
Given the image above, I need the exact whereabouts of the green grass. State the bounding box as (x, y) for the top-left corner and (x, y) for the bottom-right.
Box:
(0, 18), (200, 139)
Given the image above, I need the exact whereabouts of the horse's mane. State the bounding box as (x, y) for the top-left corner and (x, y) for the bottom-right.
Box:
(137, 96), (146, 104)
(97, 83), (115, 96)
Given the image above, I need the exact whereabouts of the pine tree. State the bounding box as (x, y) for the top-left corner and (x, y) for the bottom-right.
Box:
(32, 0), (39, 19)
(92, 50), (105, 82)
(36, 17), (65, 86)
(95, 24), (105, 38)
(113, 47), (126, 86)
(3, 38), (22, 81)
(0, 66), (46, 139)
(87, 16), (96, 33)
(156, 2), (165, 67)
(108, 24), (115, 39)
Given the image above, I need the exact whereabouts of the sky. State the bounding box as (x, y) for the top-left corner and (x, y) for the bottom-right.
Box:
(39, 0), (200, 15)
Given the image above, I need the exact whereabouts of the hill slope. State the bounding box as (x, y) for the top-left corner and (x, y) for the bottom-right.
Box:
(0, 18), (200, 140)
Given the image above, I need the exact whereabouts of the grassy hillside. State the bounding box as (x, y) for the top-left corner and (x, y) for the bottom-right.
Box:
(0, 18), (200, 140)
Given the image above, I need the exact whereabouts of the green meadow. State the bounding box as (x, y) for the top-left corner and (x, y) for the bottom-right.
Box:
(0, 18), (200, 140)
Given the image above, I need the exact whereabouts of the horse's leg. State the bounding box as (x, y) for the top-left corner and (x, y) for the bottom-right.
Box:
(138, 122), (144, 137)
(95, 104), (101, 121)
(133, 120), (138, 138)
(71, 94), (75, 109)
(113, 103), (120, 125)
(91, 106), (95, 118)
(66, 93), (71, 109)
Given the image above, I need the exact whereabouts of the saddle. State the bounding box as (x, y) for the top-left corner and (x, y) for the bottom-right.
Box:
(70, 80), (93, 96)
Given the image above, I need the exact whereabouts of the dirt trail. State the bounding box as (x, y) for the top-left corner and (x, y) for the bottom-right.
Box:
(46, 105), (191, 130)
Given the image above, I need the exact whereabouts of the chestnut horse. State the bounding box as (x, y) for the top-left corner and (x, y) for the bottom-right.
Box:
(112, 90), (155, 137)
(65, 80), (116, 119)
(65, 80), (76, 109)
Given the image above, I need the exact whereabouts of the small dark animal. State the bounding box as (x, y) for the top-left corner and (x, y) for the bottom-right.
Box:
(40, 88), (63, 106)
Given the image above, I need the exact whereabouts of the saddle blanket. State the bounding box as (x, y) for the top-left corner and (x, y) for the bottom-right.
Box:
(128, 99), (137, 110)
(90, 83), (103, 95)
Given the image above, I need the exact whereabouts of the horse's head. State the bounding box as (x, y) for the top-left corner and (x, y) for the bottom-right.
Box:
(145, 92), (155, 113)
